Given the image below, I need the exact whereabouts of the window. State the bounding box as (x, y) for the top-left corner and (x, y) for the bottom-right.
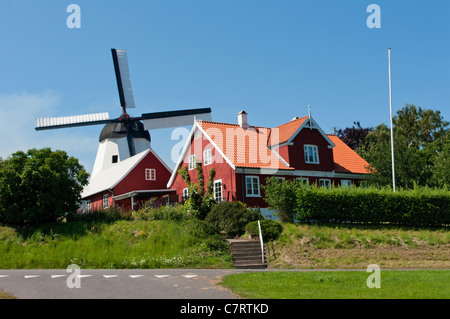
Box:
(182, 188), (189, 201)
(112, 155), (118, 163)
(203, 149), (212, 166)
(341, 180), (352, 187)
(304, 145), (319, 164)
(162, 195), (169, 206)
(103, 194), (109, 209)
(214, 180), (223, 202)
(246, 176), (260, 197)
(145, 168), (156, 181)
(274, 177), (285, 183)
(319, 179), (331, 189)
(188, 155), (196, 170)
(86, 200), (91, 213)
(296, 177), (309, 187)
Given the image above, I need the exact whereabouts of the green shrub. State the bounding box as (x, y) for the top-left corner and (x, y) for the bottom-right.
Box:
(245, 219), (283, 242)
(69, 207), (132, 223)
(132, 200), (190, 222)
(295, 185), (450, 227)
(205, 201), (262, 237)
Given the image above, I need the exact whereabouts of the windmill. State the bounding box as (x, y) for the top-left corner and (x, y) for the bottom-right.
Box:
(36, 49), (211, 177)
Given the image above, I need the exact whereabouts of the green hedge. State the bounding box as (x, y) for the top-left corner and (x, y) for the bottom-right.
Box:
(245, 219), (283, 242)
(295, 186), (450, 227)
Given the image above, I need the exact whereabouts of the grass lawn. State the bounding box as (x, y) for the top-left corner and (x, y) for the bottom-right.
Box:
(0, 219), (233, 269)
(221, 270), (450, 299)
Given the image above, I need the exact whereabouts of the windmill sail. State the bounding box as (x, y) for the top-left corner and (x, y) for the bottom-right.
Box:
(35, 112), (110, 131)
(112, 49), (135, 109)
(140, 108), (212, 130)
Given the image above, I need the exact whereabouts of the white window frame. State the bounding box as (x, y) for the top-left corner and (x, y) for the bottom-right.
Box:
(245, 176), (261, 197)
(86, 200), (91, 213)
(341, 180), (352, 187)
(103, 194), (109, 209)
(162, 195), (169, 206)
(319, 179), (331, 189)
(203, 148), (212, 166)
(188, 154), (196, 170)
(182, 188), (189, 201)
(145, 168), (156, 181)
(213, 179), (223, 202)
(296, 177), (309, 187)
(304, 144), (319, 164)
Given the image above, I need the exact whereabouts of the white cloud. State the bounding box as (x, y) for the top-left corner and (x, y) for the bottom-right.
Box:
(0, 91), (99, 173)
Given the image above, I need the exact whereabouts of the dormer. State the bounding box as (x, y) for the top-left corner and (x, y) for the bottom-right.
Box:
(269, 116), (335, 171)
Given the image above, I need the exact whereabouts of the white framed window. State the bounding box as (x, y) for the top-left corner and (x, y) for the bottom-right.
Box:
(145, 168), (156, 181)
(319, 179), (331, 189)
(341, 180), (352, 187)
(296, 177), (309, 187)
(86, 200), (91, 213)
(188, 155), (196, 170)
(182, 188), (189, 201)
(245, 176), (260, 197)
(214, 179), (223, 202)
(103, 194), (109, 209)
(304, 145), (319, 164)
(203, 149), (212, 166)
(162, 195), (169, 206)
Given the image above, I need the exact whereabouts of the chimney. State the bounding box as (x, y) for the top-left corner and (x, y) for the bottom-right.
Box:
(238, 111), (249, 129)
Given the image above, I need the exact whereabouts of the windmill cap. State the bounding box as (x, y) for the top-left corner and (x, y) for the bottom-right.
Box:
(99, 120), (150, 142)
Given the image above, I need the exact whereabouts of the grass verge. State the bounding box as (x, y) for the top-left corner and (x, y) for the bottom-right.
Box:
(0, 219), (232, 269)
(221, 270), (450, 299)
(268, 223), (450, 269)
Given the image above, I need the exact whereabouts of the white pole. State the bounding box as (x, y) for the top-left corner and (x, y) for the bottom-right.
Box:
(257, 220), (265, 264)
(388, 48), (396, 192)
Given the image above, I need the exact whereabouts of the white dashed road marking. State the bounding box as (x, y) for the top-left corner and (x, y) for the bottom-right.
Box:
(24, 275), (40, 279)
(51, 275), (67, 278)
(103, 275), (118, 278)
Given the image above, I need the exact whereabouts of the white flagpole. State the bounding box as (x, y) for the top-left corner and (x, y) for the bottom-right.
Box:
(388, 48), (396, 192)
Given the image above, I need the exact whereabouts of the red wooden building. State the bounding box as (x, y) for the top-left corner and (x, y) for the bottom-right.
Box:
(167, 111), (371, 219)
(80, 148), (174, 212)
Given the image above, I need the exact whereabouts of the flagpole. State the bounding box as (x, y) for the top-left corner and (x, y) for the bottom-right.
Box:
(388, 48), (396, 192)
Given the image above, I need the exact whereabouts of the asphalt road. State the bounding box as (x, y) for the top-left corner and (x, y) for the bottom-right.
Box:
(0, 269), (244, 299)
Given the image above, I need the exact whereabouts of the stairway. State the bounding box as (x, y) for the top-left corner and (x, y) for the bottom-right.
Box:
(228, 239), (267, 269)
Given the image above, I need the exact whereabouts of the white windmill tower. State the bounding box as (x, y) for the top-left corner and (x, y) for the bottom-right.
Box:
(35, 49), (212, 179)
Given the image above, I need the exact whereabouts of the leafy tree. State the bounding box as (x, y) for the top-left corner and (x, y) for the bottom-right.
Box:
(261, 177), (298, 222)
(205, 201), (262, 237)
(357, 104), (449, 188)
(178, 163), (216, 219)
(430, 131), (450, 186)
(334, 121), (373, 150)
(0, 148), (89, 225)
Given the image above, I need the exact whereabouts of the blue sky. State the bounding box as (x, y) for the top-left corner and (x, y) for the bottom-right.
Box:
(0, 0), (448, 174)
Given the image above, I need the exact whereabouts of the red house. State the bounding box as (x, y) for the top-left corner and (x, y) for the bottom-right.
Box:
(80, 148), (174, 212)
(167, 111), (371, 219)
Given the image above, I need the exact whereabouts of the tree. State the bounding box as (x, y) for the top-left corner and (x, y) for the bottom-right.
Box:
(0, 148), (89, 225)
(178, 163), (216, 219)
(357, 104), (449, 188)
(334, 121), (373, 150)
(261, 177), (298, 222)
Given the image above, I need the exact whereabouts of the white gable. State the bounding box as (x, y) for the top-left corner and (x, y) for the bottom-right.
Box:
(81, 149), (151, 199)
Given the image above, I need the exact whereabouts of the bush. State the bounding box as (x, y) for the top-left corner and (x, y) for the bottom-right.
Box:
(132, 200), (191, 222)
(245, 219), (283, 242)
(295, 185), (450, 227)
(69, 207), (132, 223)
(205, 201), (262, 237)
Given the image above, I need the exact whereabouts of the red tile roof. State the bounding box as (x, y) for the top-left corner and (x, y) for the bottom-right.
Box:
(199, 121), (293, 170)
(327, 135), (371, 174)
(197, 119), (371, 175)
(269, 116), (308, 146)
